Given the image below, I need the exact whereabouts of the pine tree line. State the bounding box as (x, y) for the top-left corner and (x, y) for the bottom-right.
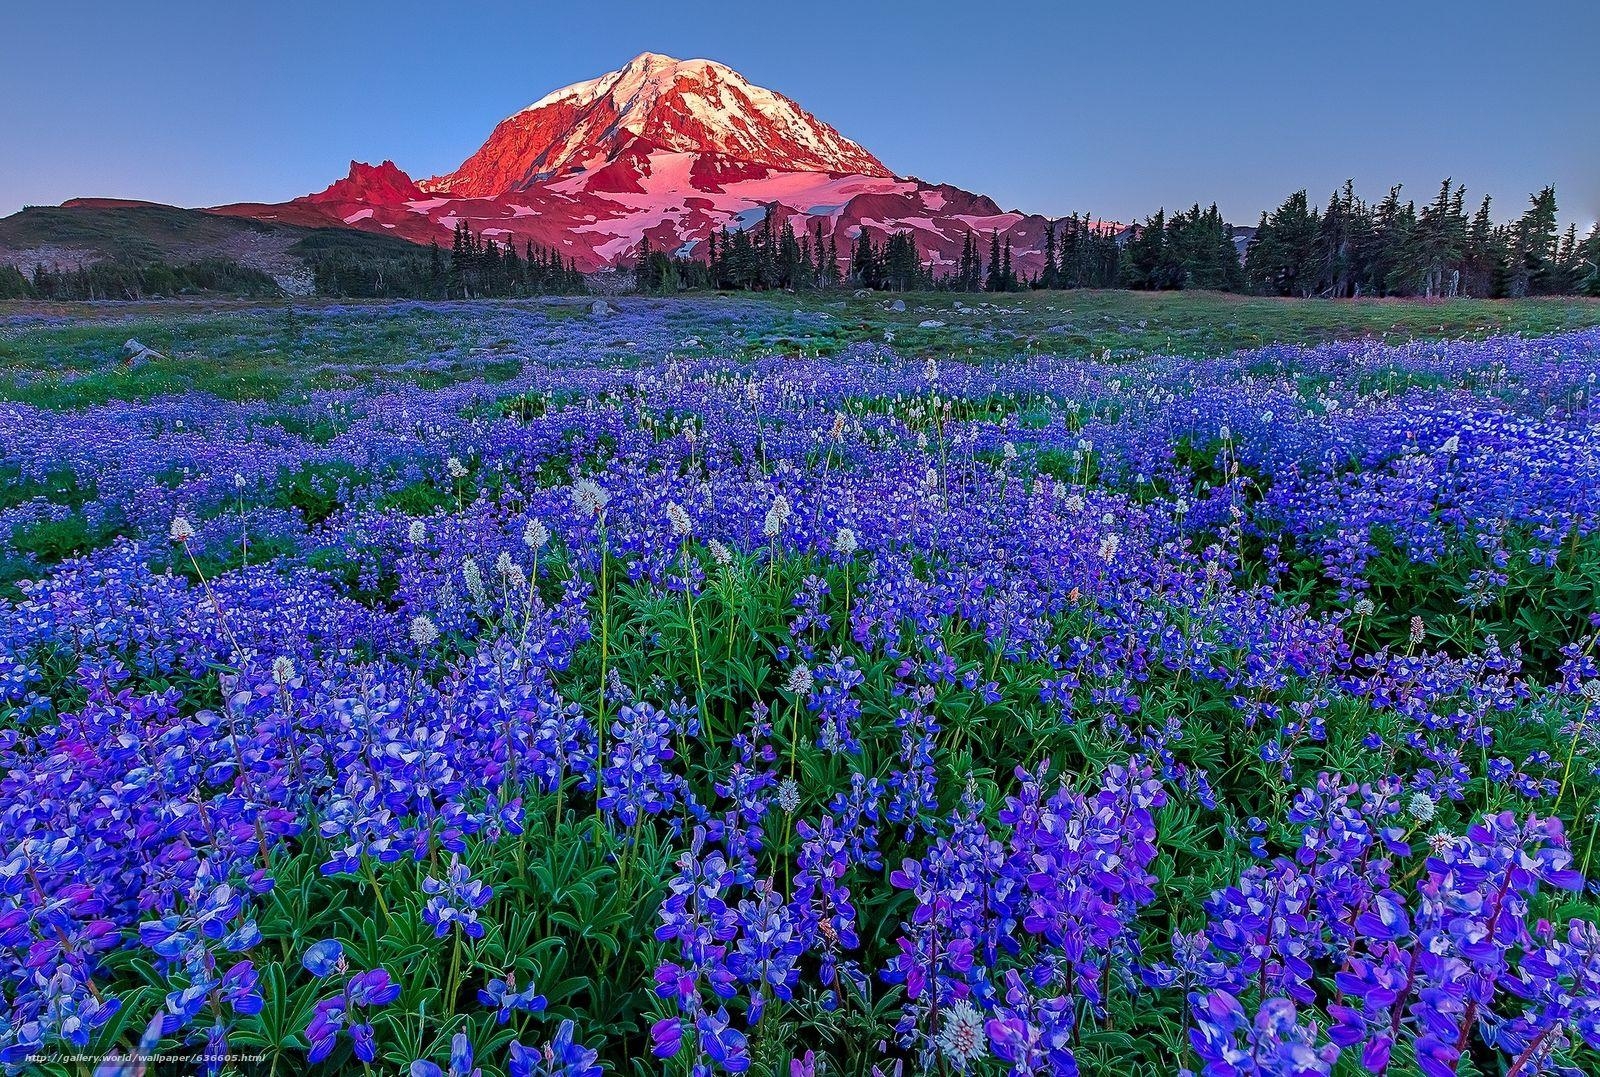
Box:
(1117, 205), (1243, 291)
(445, 223), (586, 299)
(1243, 182), (1598, 298)
(629, 179), (1599, 299)
(689, 216), (844, 291)
(18, 258), (282, 300)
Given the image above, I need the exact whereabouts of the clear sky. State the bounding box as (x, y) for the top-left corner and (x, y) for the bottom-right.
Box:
(3, 0), (1596, 228)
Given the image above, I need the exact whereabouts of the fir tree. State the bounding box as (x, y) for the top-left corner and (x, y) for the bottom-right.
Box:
(428, 240), (445, 299)
(1041, 222), (1059, 289)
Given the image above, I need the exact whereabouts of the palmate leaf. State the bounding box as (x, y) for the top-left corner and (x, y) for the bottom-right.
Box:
(720, 652), (773, 701)
(257, 859), (350, 955)
(336, 897), (434, 982)
(532, 947), (592, 1011)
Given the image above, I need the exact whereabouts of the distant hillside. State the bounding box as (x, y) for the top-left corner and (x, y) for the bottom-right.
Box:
(0, 202), (438, 298)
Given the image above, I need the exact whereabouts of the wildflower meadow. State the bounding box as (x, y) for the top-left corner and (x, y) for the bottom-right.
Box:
(2, 295), (1600, 1077)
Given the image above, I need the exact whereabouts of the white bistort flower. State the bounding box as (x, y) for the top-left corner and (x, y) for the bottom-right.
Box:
(409, 615), (439, 647)
(523, 518), (550, 550)
(785, 664), (813, 696)
(573, 478), (610, 518)
(462, 558), (487, 604)
(271, 656), (296, 686)
(936, 1000), (988, 1068)
(169, 516), (195, 543)
(1427, 831), (1459, 856)
(1407, 792), (1437, 823)
(763, 494), (792, 539)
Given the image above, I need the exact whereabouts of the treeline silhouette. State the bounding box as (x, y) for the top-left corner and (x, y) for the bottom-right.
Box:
(439, 222), (587, 298)
(4, 258), (281, 300)
(1, 223), (588, 301)
(635, 181), (1600, 298)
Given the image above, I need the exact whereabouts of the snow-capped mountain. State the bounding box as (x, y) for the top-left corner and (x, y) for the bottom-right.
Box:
(428, 52), (890, 196)
(213, 52), (1091, 275)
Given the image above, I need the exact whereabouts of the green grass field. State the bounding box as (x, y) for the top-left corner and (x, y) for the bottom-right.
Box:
(740, 288), (1600, 358)
(2, 290), (1598, 410)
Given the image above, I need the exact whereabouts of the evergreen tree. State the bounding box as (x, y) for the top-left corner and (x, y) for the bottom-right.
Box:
(1122, 209), (1167, 290)
(883, 232), (924, 291)
(1508, 187), (1560, 297)
(449, 223), (469, 298)
(1040, 223), (1059, 289)
(635, 235), (657, 292)
(1574, 222), (1600, 296)
(777, 222), (802, 290)
(1403, 179), (1469, 297)
(0, 265), (33, 300)
(704, 230), (718, 288)
(428, 240), (445, 299)
(851, 229), (883, 289)
(798, 233), (815, 289)
(1365, 186), (1414, 297)
(1579, 223), (1600, 297)
(1245, 190), (1321, 296)
(502, 239), (523, 293)
(954, 232), (979, 291)
(479, 238), (500, 295)
(1314, 182), (1361, 297)
(1461, 196), (1502, 298)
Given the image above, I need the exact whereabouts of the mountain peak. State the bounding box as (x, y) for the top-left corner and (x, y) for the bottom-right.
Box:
(427, 52), (890, 196)
(306, 160), (422, 205)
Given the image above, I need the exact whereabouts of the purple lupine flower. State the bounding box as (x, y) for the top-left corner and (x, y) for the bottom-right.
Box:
(479, 974), (548, 1023)
(508, 1019), (601, 1077)
(422, 856), (494, 939)
(412, 1031), (482, 1077)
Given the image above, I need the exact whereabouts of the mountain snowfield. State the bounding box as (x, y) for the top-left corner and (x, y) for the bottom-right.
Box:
(429, 52), (892, 194)
(214, 52), (1086, 274)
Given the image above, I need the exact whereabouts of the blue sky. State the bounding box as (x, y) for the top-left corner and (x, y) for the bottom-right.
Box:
(3, 0), (1596, 227)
